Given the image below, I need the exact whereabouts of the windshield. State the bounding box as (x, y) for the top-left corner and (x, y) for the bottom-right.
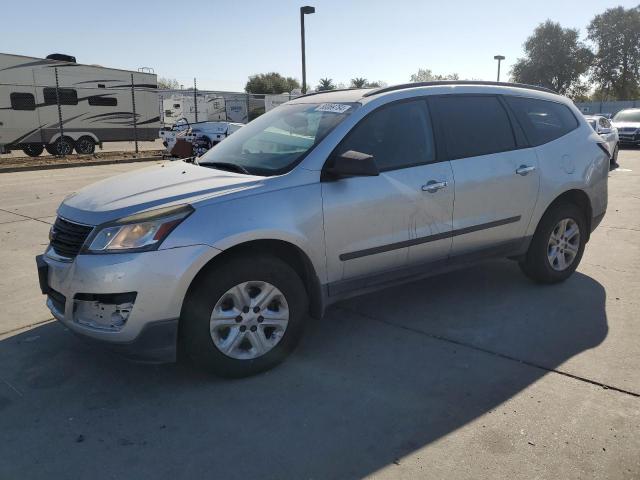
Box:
(199, 102), (358, 176)
(613, 110), (640, 123)
(586, 119), (597, 130)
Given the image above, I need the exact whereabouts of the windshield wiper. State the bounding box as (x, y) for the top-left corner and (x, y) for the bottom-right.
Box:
(201, 162), (251, 175)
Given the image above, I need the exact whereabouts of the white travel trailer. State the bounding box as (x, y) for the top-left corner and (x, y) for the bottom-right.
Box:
(162, 94), (226, 126)
(0, 53), (159, 156)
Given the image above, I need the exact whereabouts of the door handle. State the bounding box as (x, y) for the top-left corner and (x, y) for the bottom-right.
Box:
(422, 180), (448, 193)
(516, 165), (536, 176)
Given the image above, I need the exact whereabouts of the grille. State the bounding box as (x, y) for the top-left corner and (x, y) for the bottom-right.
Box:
(49, 217), (94, 259)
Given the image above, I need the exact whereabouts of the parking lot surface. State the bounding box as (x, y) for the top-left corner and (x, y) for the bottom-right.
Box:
(0, 152), (638, 479)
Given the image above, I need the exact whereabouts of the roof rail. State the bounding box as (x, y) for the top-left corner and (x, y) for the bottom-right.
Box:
(362, 81), (557, 97)
(294, 87), (369, 100)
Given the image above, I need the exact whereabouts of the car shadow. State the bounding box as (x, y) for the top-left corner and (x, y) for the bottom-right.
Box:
(0, 260), (607, 480)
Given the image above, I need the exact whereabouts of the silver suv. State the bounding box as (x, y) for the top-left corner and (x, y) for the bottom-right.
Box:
(36, 82), (609, 377)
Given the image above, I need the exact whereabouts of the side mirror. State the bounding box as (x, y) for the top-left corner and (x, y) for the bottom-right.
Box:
(325, 150), (379, 178)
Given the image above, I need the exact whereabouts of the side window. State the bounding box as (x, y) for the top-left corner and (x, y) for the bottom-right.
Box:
(43, 87), (78, 106)
(10, 92), (36, 111)
(505, 96), (578, 146)
(430, 96), (516, 159)
(88, 96), (117, 107)
(335, 100), (435, 171)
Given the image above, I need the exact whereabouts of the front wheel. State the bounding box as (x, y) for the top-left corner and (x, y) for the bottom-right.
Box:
(519, 203), (587, 284)
(181, 255), (308, 377)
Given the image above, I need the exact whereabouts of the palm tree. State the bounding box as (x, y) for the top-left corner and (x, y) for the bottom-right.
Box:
(317, 78), (336, 91)
(350, 77), (368, 88)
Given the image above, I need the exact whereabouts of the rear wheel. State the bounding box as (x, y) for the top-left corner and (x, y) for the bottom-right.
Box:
(50, 137), (74, 156)
(181, 254), (308, 377)
(22, 144), (44, 157)
(75, 136), (95, 154)
(519, 203), (587, 284)
(611, 143), (619, 165)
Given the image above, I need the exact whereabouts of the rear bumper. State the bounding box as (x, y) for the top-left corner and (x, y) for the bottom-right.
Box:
(591, 212), (606, 233)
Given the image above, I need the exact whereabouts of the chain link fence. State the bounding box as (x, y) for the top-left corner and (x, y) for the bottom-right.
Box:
(157, 89), (300, 126)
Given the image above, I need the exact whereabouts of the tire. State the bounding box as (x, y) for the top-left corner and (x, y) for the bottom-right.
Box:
(44, 144), (57, 155)
(22, 144), (44, 157)
(75, 136), (95, 154)
(181, 254), (308, 378)
(611, 143), (619, 165)
(50, 137), (74, 156)
(519, 202), (587, 284)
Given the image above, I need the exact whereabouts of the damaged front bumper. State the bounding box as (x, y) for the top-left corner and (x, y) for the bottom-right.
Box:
(35, 243), (216, 362)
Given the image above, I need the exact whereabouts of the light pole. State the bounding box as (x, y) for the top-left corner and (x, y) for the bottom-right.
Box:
(300, 5), (315, 94)
(494, 55), (505, 82)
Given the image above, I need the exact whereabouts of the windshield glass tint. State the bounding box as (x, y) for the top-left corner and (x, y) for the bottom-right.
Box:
(613, 110), (640, 123)
(199, 102), (358, 175)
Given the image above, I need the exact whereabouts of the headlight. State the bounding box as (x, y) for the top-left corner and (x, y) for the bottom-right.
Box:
(85, 204), (193, 253)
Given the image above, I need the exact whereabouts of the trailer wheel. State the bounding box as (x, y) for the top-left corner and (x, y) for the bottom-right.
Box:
(51, 137), (74, 156)
(22, 144), (44, 157)
(75, 136), (96, 155)
(45, 144), (57, 155)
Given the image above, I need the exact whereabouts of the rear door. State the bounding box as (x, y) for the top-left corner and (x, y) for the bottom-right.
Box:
(429, 95), (540, 256)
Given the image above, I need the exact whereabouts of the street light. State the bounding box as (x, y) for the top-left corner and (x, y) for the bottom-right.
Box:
(494, 55), (505, 82)
(300, 5), (315, 94)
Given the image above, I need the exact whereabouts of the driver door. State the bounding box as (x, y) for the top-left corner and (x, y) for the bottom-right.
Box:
(321, 99), (454, 291)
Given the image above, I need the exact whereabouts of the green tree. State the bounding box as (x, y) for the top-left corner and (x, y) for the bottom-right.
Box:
(588, 6), (640, 100)
(350, 78), (385, 88)
(245, 73), (300, 94)
(157, 77), (180, 89)
(317, 78), (336, 91)
(511, 20), (593, 97)
(350, 77), (368, 88)
(410, 68), (459, 82)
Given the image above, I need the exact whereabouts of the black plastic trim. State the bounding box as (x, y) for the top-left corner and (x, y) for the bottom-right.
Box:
(339, 216), (521, 261)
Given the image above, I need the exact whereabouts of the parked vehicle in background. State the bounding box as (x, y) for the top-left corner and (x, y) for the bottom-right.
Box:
(162, 94), (226, 126)
(159, 119), (243, 157)
(612, 108), (640, 146)
(585, 115), (619, 163)
(36, 81), (609, 377)
(0, 52), (159, 157)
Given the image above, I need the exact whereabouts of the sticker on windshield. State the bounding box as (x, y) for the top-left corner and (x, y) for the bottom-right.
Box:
(315, 103), (351, 114)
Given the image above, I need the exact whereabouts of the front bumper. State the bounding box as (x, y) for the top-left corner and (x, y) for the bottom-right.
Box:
(36, 243), (219, 362)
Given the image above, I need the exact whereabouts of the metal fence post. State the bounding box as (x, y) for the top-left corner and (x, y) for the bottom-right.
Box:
(130, 73), (139, 155)
(194, 78), (198, 123)
(54, 67), (65, 157)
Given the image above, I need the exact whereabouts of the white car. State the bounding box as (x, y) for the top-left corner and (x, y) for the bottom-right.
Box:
(159, 120), (244, 157)
(612, 108), (640, 147)
(584, 115), (619, 164)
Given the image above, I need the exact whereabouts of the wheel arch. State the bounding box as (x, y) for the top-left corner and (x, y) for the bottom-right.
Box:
(184, 239), (325, 320)
(541, 189), (593, 241)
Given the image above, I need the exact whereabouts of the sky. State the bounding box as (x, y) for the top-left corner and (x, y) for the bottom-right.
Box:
(1, 0), (637, 92)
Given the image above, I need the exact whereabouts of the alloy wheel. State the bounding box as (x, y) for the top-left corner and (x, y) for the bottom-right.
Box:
(547, 218), (580, 271)
(209, 281), (289, 360)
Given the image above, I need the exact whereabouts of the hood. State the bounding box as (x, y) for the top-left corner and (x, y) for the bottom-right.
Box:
(58, 161), (263, 225)
(612, 121), (640, 130)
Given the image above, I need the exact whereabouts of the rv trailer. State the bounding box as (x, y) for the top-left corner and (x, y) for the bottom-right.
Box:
(0, 52), (159, 156)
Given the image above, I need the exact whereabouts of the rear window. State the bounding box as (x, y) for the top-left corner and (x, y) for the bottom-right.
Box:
(430, 95), (516, 159)
(10, 92), (35, 111)
(43, 87), (78, 106)
(505, 97), (578, 146)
